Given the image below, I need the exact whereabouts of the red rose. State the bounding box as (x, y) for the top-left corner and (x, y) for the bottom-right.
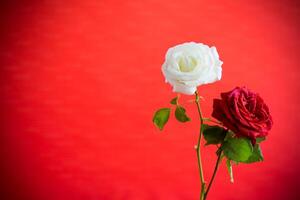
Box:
(212, 87), (273, 142)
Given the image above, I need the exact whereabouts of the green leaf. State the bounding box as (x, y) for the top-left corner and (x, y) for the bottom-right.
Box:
(256, 137), (266, 143)
(222, 137), (253, 162)
(153, 108), (171, 130)
(226, 159), (234, 183)
(170, 97), (178, 105)
(245, 144), (264, 163)
(202, 124), (226, 145)
(175, 106), (191, 122)
(224, 130), (235, 141)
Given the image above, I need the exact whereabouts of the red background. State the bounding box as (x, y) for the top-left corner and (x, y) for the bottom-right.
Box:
(1, 0), (300, 199)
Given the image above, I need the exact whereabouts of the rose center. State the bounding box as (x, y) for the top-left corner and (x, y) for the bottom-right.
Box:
(178, 56), (197, 72)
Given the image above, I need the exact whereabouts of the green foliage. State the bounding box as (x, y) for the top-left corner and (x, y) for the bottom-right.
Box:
(222, 137), (253, 162)
(170, 97), (178, 105)
(202, 124), (226, 145)
(153, 108), (171, 130)
(244, 144), (264, 163)
(226, 159), (234, 183)
(256, 137), (266, 143)
(175, 106), (191, 122)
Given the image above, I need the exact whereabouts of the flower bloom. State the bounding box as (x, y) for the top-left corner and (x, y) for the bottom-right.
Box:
(162, 42), (223, 95)
(212, 87), (273, 142)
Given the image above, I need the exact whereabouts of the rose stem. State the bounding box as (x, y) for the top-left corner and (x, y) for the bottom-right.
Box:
(203, 149), (223, 200)
(195, 91), (206, 200)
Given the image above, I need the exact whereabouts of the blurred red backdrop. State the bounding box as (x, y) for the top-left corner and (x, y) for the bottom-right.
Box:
(1, 0), (300, 199)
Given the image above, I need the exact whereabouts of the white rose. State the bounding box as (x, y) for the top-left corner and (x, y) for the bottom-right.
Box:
(162, 42), (223, 95)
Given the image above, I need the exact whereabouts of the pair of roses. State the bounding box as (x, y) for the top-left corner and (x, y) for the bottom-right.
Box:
(161, 42), (272, 141)
(153, 42), (273, 200)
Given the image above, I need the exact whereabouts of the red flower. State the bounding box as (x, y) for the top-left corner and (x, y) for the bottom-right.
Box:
(212, 87), (273, 142)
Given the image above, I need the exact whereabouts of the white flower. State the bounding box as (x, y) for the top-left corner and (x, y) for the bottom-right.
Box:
(162, 42), (223, 95)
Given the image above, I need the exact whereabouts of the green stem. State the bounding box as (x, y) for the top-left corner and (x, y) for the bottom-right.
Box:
(204, 150), (223, 200)
(195, 91), (206, 200)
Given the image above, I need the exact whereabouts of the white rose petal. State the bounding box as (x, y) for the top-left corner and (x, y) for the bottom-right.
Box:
(162, 42), (223, 95)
